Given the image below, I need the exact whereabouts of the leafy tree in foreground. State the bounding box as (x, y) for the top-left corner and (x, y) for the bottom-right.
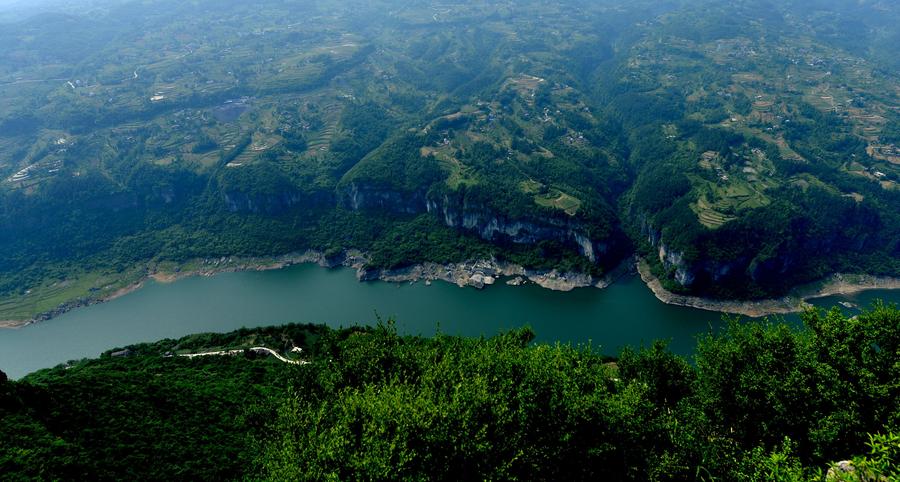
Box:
(261, 304), (900, 481)
(0, 305), (898, 480)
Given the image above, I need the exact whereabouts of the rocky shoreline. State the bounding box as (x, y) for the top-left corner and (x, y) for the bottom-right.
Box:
(146, 250), (632, 293)
(0, 250), (623, 329)
(2, 251), (898, 328)
(637, 260), (900, 318)
(357, 257), (629, 291)
(798, 273), (900, 303)
(637, 261), (803, 317)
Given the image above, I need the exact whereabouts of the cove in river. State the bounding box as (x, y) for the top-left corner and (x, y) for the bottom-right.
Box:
(1, 263), (898, 379)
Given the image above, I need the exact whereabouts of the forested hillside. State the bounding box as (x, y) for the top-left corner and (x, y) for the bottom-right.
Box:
(1, 304), (898, 480)
(1, 0), (899, 319)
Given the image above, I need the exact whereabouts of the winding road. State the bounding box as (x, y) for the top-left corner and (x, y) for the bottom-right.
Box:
(178, 346), (307, 365)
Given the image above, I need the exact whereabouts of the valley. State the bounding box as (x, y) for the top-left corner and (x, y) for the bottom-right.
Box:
(1, 1), (899, 318)
(1, 2), (900, 480)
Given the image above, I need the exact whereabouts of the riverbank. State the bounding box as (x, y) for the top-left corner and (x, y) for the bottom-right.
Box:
(0, 250), (624, 329)
(0, 253), (330, 329)
(0, 280), (149, 330)
(2, 252), (898, 328)
(357, 255), (632, 291)
(636, 260), (900, 318)
(151, 250), (630, 292)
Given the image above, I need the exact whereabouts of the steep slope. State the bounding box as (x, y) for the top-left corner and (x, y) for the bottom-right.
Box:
(0, 0), (898, 316)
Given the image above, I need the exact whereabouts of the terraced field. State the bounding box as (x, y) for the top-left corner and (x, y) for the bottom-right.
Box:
(535, 189), (581, 216)
(692, 193), (737, 229)
(690, 178), (772, 229)
(305, 103), (343, 154)
(506, 74), (545, 104)
(227, 132), (282, 167)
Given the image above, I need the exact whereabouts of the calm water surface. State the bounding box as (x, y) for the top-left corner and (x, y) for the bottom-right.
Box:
(1, 264), (897, 378)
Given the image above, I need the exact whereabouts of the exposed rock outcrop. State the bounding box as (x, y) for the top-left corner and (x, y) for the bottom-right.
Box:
(340, 182), (425, 214)
(640, 215), (746, 290)
(637, 210), (878, 295)
(357, 258), (617, 291)
(657, 242), (695, 287)
(223, 189), (333, 214)
(825, 460), (888, 481)
(425, 194), (616, 265)
(337, 182), (624, 267)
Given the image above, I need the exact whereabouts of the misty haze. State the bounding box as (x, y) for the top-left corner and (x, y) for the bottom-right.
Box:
(1, 0), (898, 479)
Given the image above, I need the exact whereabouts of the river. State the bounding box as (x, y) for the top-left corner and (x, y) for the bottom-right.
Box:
(1, 263), (897, 378)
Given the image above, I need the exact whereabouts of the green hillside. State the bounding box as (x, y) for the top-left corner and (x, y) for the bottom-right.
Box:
(1, 0), (900, 320)
(2, 304), (898, 480)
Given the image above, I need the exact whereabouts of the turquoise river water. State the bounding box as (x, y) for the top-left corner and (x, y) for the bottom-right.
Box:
(1, 263), (897, 378)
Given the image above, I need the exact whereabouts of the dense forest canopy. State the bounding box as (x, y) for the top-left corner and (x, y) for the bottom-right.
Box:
(0, 0), (898, 314)
(1, 304), (898, 480)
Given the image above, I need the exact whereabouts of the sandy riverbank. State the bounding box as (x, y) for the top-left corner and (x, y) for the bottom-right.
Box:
(147, 251), (335, 284)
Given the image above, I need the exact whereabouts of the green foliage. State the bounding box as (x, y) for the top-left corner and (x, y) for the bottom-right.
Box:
(1, 305), (899, 479)
(262, 324), (661, 480)
(2, 0), (900, 316)
(340, 133), (443, 193)
(835, 432), (900, 482)
(329, 103), (394, 175)
(365, 215), (494, 269)
(0, 324), (324, 480)
(261, 304), (900, 480)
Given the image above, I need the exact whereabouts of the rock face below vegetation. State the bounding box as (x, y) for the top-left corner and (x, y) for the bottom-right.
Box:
(427, 195), (614, 265)
(356, 258), (616, 292)
(223, 189), (333, 214)
(337, 182), (627, 269)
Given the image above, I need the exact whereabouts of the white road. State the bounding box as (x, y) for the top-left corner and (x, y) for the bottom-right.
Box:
(178, 346), (307, 365)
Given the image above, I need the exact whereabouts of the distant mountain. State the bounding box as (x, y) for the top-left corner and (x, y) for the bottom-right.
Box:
(0, 0), (897, 319)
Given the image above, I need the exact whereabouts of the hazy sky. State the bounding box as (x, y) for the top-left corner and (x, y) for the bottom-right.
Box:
(0, 0), (41, 10)
(0, 0), (83, 18)
(0, 0), (77, 10)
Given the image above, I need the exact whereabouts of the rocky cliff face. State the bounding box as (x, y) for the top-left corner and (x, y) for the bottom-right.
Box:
(426, 195), (611, 263)
(335, 182), (619, 266)
(656, 243), (696, 287)
(639, 214), (801, 291)
(340, 182), (426, 214)
(639, 215), (703, 288)
(223, 189), (333, 214)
